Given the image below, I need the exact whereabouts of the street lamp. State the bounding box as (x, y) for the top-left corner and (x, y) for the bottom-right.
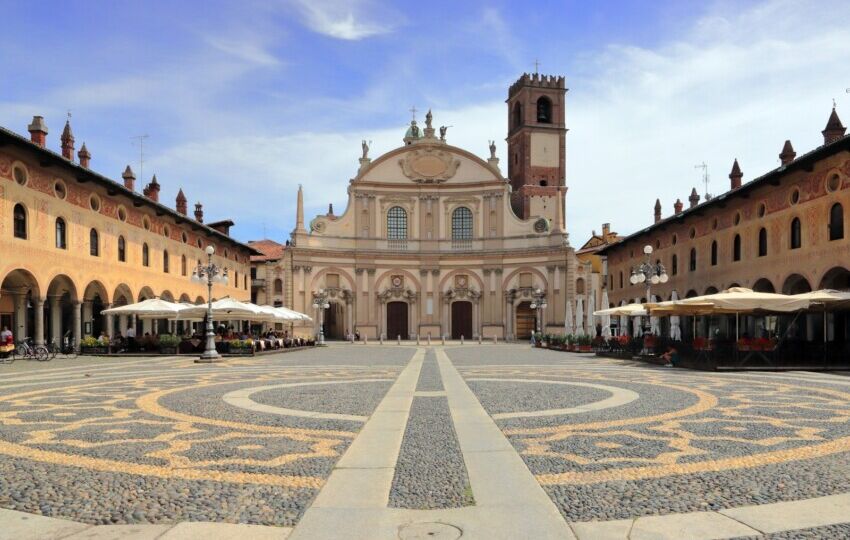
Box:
(191, 245), (228, 362)
(529, 288), (548, 336)
(312, 289), (330, 346)
(629, 245), (668, 332)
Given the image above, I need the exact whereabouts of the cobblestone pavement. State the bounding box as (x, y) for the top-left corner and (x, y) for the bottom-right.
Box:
(448, 346), (850, 526)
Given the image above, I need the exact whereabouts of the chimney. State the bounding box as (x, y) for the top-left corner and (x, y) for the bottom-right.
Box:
(674, 199), (683, 214)
(602, 223), (610, 237)
(143, 175), (160, 202)
(122, 165), (136, 191)
(729, 159), (743, 190)
(822, 107), (846, 145)
(60, 120), (75, 160)
(27, 116), (48, 147)
(779, 140), (796, 165)
(77, 143), (91, 168)
(327, 203), (334, 217)
(654, 198), (662, 223)
(194, 202), (204, 223)
(176, 188), (187, 215)
(688, 187), (700, 208)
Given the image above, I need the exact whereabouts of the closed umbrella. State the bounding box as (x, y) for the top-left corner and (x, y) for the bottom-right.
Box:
(650, 294), (660, 335)
(564, 296), (574, 335)
(575, 297), (585, 335)
(601, 289), (611, 338)
(587, 293), (596, 336)
(670, 290), (682, 340)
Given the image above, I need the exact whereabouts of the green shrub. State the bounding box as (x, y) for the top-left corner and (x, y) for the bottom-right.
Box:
(158, 334), (180, 347)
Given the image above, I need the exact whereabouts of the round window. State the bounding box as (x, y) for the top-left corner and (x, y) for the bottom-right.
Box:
(54, 180), (67, 200)
(89, 194), (101, 212)
(790, 188), (800, 205)
(163, 225), (171, 238)
(734, 212), (741, 226)
(672, 234), (678, 246)
(181, 231), (188, 244)
(196, 238), (203, 249)
(827, 174), (841, 192)
(757, 203), (766, 218)
(117, 206), (127, 222)
(689, 227), (696, 239)
(13, 165), (27, 186)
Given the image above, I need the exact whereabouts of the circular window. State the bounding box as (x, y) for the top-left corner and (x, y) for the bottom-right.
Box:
(827, 174), (841, 192)
(196, 238), (203, 249)
(758, 203), (766, 218)
(89, 194), (101, 212)
(712, 218), (718, 230)
(181, 231), (188, 244)
(13, 165), (27, 186)
(117, 205), (127, 222)
(734, 212), (741, 226)
(533, 218), (548, 233)
(790, 188), (800, 205)
(143, 216), (151, 231)
(672, 234), (678, 246)
(163, 225), (171, 238)
(689, 227), (696, 239)
(53, 180), (67, 200)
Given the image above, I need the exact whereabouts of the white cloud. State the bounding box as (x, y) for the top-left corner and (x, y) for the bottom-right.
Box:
(291, 0), (397, 40)
(205, 36), (281, 67)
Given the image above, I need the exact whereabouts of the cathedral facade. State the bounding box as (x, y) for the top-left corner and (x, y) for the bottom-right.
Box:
(287, 73), (580, 340)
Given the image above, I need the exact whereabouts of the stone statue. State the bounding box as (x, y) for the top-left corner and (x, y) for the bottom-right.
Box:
(439, 125), (447, 140)
(425, 109), (433, 129)
(489, 140), (497, 159)
(411, 122), (420, 137)
(361, 140), (369, 159)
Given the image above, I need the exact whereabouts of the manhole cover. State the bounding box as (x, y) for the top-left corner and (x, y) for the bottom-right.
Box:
(398, 522), (462, 540)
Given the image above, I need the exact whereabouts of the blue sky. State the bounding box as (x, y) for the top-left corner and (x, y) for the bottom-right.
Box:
(2, 0), (848, 245)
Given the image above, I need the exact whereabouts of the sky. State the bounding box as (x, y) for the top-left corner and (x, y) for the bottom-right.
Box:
(2, 0), (849, 246)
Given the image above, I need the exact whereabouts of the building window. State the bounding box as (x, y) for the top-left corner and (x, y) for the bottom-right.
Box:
(181, 255), (187, 276)
(671, 254), (678, 275)
(790, 217), (802, 249)
(13, 165), (27, 186)
(274, 278), (283, 295)
(536, 97), (552, 123)
(89, 194), (101, 212)
(451, 207), (473, 240)
(689, 248), (697, 272)
(733, 234), (741, 261)
(142, 243), (150, 266)
(244, 275), (247, 290)
(55, 218), (67, 249)
(829, 203), (844, 241)
(13, 204), (27, 239)
(163, 250), (169, 273)
(250, 267), (257, 279)
(118, 236), (126, 262)
(710, 241), (718, 266)
(387, 206), (407, 239)
(609, 274), (613, 289)
(619, 271), (623, 288)
(758, 228), (767, 257)
(54, 180), (67, 200)
(89, 228), (99, 256)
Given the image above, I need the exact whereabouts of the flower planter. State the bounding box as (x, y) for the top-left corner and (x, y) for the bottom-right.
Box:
(81, 346), (109, 355)
(228, 347), (254, 356)
(578, 345), (592, 353)
(159, 346), (177, 355)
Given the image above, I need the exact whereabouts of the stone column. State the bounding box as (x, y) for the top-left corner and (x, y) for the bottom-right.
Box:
(472, 298), (480, 339)
(49, 296), (62, 346)
(33, 297), (45, 346)
(346, 297), (353, 336)
(505, 294), (514, 340)
(72, 301), (82, 349)
(14, 295), (26, 340)
(118, 315), (127, 335)
(379, 300), (385, 338)
(410, 300), (417, 338)
(82, 300), (93, 336)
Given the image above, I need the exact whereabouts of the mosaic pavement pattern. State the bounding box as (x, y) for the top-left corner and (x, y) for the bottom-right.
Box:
(448, 346), (850, 523)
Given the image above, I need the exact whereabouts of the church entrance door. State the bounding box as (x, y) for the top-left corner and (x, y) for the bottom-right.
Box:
(323, 303), (345, 340)
(451, 301), (472, 340)
(515, 302), (535, 339)
(386, 302), (409, 340)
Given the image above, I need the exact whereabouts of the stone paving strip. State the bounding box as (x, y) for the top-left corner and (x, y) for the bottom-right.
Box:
(414, 351), (444, 392)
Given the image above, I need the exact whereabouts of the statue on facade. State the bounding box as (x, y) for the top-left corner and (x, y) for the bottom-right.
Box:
(410, 122), (420, 137)
(489, 140), (497, 159)
(425, 109), (433, 130)
(361, 140), (369, 159)
(439, 125), (448, 141)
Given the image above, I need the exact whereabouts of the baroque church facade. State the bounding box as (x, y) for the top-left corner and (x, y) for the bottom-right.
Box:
(287, 73), (581, 340)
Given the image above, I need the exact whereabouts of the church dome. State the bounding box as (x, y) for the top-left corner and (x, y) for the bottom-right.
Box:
(403, 120), (422, 144)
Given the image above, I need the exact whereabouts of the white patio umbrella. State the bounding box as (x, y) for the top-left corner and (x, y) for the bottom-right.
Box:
(587, 293), (596, 336)
(575, 297), (585, 335)
(255, 305), (292, 322)
(275, 306), (313, 322)
(601, 289), (611, 338)
(670, 290), (682, 340)
(564, 296), (574, 335)
(182, 298), (270, 322)
(101, 298), (192, 319)
(650, 294), (660, 335)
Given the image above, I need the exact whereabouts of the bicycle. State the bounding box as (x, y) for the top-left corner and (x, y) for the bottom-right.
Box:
(46, 338), (77, 360)
(14, 337), (49, 362)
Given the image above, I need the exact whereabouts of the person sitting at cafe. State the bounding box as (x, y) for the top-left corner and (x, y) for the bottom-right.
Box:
(0, 326), (13, 345)
(661, 345), (680, 368)
(97, 331), (109, 345)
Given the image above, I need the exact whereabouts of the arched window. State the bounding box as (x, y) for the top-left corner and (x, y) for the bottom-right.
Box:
(790, 217), (802, 249)
(689, 248), (697, 272)
(451, 207), (473, 240)
(142, 243), (150, 267)
(829, 203), (844, 241)
(13, 204), (26, 239)
(274, 278), (283, 295)
(710, 241), (718, 266)
(163, 250), (169, 273)
(89, 228), (99, 256)
(387, 206), (407, 239)
(733, 234), (741, 261)
(758, 228), (767, 257)
(512, 102), (522, 129)
(536, 97), (552, 123)
(619, 271), (623, 288)
(243, 275), (247, 290)
(671, 254), (678, 275)
(181, 255), (187, 276)
(118, 236), (126, 262)
(55, 218), (67, 249)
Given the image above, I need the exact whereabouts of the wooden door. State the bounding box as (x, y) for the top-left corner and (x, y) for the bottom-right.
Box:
(515, 302), (535, 339)
(451, 301), (472, 339)
(386, 302), (409, 340)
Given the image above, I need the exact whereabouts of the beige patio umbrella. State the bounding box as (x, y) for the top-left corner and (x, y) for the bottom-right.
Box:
(594, 303), (648, 317)
(648, 287), (811, 315)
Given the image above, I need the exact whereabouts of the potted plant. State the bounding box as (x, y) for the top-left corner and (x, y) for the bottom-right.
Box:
(577, 334), (593, 353)
(79, 335), (108, 355)
(158, 334), (180, 355)
(227, 338), (254, 356)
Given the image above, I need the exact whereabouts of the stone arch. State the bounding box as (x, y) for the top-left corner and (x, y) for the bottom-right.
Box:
(685, 289), (699, 298)
(83, 280), (110, 304)
(819, 266), (850, 291)
(1, 268), (42, 299)
(137, 286), (155, 301)
(47, 274), (79, 302)
(179, 293), (192, 303)
(704, 286), (719, 295)
(309, 266), (356, 293)
(159, 290), (175, 302)
(438, 268), (485, 293)
(782, 273), (812, 295)
(195, 296), (205, 305)
(375, 269), (422, 292)
(752, 278), (775, 293)
(500, 267), (548, 292)
(112, 284), (133, 307)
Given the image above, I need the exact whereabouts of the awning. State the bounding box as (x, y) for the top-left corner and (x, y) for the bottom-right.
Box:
(647, 287), (812, 316)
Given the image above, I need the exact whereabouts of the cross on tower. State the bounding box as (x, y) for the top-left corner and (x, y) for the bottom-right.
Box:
(409, 105), (418, 121)
(66, 110), (72, 121)
(533, 59), (540, 73)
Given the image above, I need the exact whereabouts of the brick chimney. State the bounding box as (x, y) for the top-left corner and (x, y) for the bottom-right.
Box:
(688, 187), (700, 208)
(654, 199), (662, 223)
(674, 199), (683, 214)
(122, 165), (136, 191)
(194, 202), (204, 223)
(822, 107), (846, 145)
(143, 175), (160, 202)
(27, 116), (48, 147)
(176, 188), (187, 215)
(729, 159), (743, 190)
(77, 143), (91, 168)
(602, 222), (611, 237)
(779, 140), (796, 165)
(60, 120), (75, 160)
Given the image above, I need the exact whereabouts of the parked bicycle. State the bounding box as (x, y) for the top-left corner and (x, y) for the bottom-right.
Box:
(13, 337), (49, 362)
(46, 337), (77, 360)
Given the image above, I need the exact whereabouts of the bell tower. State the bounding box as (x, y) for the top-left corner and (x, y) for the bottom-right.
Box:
(506, 73), (567, 221)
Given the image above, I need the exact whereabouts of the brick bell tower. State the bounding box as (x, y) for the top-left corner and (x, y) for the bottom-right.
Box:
(506, 72), (567, 224)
